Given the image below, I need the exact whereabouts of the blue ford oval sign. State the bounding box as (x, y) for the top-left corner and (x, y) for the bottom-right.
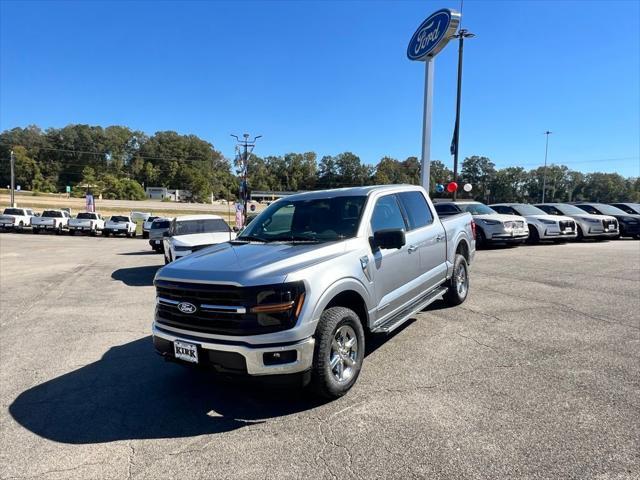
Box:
(407, 9), (460, 61)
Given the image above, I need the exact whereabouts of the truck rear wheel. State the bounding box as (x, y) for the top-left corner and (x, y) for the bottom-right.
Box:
(444, 254), (469, 306)
(310, 306), (365, 399)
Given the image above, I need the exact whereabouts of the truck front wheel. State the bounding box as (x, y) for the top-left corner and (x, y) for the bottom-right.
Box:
(444, 253), (469, 306)
(310, 306), (365, 399)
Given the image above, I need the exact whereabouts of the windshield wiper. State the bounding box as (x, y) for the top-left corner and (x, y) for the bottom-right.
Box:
(269, 234), (320, 243)
(234, 235), (268, 243)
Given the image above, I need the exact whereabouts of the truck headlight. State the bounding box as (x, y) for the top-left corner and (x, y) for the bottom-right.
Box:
(250, 281), (306, 327)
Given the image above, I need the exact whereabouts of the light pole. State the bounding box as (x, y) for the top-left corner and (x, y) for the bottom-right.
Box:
(231, 133), (262, 224)
(450, 28), (475, 200)
(541, 131), (552, 203)
(10, 149), (15, 207)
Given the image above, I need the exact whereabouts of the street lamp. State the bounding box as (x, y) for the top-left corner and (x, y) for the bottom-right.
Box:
(541, 131), (552, 203)
(231, 133), (262, 224)
(450, 28), (475, 201)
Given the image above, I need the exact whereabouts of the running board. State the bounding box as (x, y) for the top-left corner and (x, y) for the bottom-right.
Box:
(371, 287), (448, 334)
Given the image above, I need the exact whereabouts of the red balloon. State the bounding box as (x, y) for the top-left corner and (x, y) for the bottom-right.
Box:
(447, 182), (458, 193)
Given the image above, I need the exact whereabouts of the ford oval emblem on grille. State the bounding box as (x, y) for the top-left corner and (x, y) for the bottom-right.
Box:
(177, 302), (197, 314)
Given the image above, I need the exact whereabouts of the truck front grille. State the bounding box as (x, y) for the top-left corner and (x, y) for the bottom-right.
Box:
(154, 279), (303, 336)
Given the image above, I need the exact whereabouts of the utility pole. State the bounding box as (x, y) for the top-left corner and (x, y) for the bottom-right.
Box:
(450, 28), (475, 201)
(231, 133), (262, 224)
(541, 130), (552, 203)
(10, 149), (15, 207)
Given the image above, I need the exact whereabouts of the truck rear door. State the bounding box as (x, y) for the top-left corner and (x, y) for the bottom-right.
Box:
(397, 191), (448, 293)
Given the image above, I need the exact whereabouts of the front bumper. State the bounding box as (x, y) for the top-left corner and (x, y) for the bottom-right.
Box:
(149, 239), (164, 248)
(540, 227), (577, 239)
(489, 232), (529, 242)
(152, 323), (315, 376)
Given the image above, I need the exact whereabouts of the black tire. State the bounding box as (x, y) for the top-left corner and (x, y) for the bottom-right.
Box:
(17, 221), (24, 233)
(131, 230), (136, 238)
(475, 228), (486, 248)
(310, 306), (365, 399)
(576, 225), (584, 241)
(55, 224), (63, 235)
(32, 228), (39, 234)
(443, 253), (470, 306)
(143, 232), (149, 239)
(103, 230), (110, 237)
(527, 225), (540, 244)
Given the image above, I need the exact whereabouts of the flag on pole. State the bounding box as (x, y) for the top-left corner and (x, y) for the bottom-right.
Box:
(450, 123), (458, 156)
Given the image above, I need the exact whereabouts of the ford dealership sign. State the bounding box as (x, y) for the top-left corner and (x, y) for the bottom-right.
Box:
(407, 8), (460, 61)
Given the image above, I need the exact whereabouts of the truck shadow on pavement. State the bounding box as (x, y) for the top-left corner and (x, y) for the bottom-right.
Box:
(9, 337), (328, 444)
(111, 265), (161, 286)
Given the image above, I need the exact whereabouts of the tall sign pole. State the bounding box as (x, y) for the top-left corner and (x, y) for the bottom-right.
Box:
(407, 9), (460, 192)
(231, 133), (262, 224)
(10, 149), (15, 207)
(450, 29), (475, 200)
(541, 130), (552, 203)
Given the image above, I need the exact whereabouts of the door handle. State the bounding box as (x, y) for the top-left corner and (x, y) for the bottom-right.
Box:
(407, 245), (418, 253)
(435, 235), (445, 242)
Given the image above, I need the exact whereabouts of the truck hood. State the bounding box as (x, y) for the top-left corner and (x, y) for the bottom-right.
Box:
(171, 232), (236, 247)
(157, 240), (350, 286)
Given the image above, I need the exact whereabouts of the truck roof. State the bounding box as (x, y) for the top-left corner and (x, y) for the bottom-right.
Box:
(280, 185), (421, 202)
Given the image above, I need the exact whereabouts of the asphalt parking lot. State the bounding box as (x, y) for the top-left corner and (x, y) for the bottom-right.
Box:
(0, 233), (639, 479)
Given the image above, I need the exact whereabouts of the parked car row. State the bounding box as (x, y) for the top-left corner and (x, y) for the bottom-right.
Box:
(434, 201), (640, 247)
(0, 208), (139, 237)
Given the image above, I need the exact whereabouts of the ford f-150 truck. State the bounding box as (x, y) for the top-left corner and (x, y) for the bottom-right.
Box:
(31, 209), (71, 234)
(0, 207), (36, 232)
(68, 212), (105, 235)
(152, 185), (476, 398)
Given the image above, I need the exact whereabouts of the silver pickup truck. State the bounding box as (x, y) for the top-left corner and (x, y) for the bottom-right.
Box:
(152, 185), (476, 398)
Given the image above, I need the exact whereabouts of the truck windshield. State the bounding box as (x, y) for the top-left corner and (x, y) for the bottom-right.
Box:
(151, 220), (170, 229)
(76, 213), (96, 219)
(458, 203), (496, 215)
(173, 219), (230, 235)
(3, 208), (24, 215)
(238, 195), (367, 242)
(42, 210), (62, 218)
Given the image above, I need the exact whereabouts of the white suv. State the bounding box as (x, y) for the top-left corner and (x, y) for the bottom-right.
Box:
(163, 215), (235, 264)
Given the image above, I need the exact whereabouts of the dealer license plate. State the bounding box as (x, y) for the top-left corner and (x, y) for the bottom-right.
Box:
(174, 341), (198, 363)
(564, 228), (573, 233)
(154, 240), (161, 245)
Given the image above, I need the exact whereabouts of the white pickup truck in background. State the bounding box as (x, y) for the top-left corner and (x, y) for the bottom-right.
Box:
(31, 210), (71, 234)
(104, 215), (137, 237)
(68, 212), (105, 235)
(0, 208), (36, 232)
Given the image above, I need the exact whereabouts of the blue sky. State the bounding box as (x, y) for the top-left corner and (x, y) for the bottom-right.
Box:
(1, 0), (639, 176)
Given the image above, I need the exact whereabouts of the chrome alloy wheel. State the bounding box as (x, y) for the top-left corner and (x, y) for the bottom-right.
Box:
(456, 263), (468, 298)
(329, 325), (358, 383)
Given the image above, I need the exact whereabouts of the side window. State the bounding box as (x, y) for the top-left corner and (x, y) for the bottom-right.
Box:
(550, 207), (563, 216)
(493, 206), (507, 214)
(397, 191), (433, 230)
(435, 204), (459, 216)
(370, 195), (406, 232)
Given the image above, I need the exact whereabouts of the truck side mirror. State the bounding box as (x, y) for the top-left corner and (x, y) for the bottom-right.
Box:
(371, 228), (406, 250)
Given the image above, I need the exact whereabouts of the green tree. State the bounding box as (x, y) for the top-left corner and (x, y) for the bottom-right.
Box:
(461, 156), (496, 201)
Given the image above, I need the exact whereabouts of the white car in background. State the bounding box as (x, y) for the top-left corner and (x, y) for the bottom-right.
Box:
(31, 209), (71, 234)
(535, 203), (618, 240)
(104, 215), (137, 237)
(0, 207), (36, 232)
(163, 214), (235, 264)
(490, 203), (578, 243)
(68, 212), (105, 235)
